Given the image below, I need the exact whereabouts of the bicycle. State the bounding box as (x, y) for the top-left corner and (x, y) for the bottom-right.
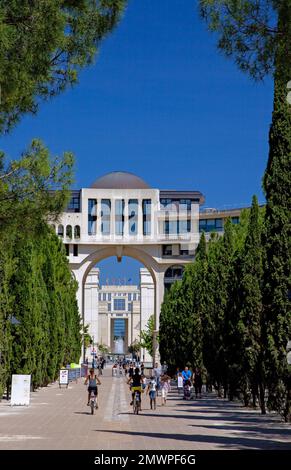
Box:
(89, 390), (98, 415)
(133, 390), (141, 414)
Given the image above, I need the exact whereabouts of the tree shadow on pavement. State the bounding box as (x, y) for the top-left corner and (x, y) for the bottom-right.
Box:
(94, 429), (291, 449)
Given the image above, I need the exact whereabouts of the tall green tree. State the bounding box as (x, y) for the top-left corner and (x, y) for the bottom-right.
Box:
(199, 0), (291, 421)
(232, 196), (265, 411)
(0, 0), (126, 133)
(263, 3), (291, 420)
(0, 139), (74, 233)
(140, 315), (155, 359)
(0, 233), (14, 398)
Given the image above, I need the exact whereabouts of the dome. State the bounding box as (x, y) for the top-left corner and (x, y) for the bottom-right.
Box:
(90, 171), (150, 189)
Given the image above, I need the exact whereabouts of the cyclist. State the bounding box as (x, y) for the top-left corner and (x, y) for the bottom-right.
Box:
(84, 368), (101, 407)
(127, 367), (142, 407)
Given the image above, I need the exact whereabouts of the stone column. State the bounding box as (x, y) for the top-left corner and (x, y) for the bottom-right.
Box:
(97, 198), (102, 238)
(84, 268), (99, 362)
(152, 269), (165, 366)
(138, 199), (143, 240)
(140, 268), (155, 365)
(124, 198), (129, 238)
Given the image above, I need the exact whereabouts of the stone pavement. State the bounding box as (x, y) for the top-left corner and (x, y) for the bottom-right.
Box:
(0, 368), (290, 450)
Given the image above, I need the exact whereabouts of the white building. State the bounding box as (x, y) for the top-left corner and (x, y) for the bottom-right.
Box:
(51, 171), (205, 363)
(84, 267), (154, 364)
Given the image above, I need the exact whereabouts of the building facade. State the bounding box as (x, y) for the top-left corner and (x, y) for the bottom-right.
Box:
(84, 267), (154, 363)
(51, 171), (245, 363)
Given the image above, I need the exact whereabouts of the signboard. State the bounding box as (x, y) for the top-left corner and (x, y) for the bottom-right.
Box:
(11, 374), (31, 406)
(59, 369), (69, 387)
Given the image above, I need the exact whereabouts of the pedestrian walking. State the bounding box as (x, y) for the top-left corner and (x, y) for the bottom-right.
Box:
(193, 367), (202, 398)
(153, 362), (162, 396)
(177, 372), (183, 396)
(160, 374), (170, 406)
(147, 376), (157, 410)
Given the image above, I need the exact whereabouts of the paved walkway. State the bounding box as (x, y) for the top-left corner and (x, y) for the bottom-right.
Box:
(0, 368), (290, 450)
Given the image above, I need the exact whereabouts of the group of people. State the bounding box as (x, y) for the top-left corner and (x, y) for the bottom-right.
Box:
(126, 363), (171, 410)
(177, 366), (203, 400)
(84, 360), (203, 410)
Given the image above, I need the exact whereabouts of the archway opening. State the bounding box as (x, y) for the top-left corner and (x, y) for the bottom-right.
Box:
(83, 254), (155, 366)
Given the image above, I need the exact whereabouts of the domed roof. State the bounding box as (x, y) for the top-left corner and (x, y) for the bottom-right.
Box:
(91, 171), (150, 189)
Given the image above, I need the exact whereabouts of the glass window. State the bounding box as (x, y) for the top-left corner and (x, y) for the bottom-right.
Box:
(133, 293), (137, 301)
(128, 302), (133, 312)
(113, 319), (125, 337)
(128, 199), (138, 235)
(99, 293), (101, 301)
(114, 299), (125, 311)
(215, 218), (223, 229)
(103, 293), (106, 301)
(199, 218), (223, 232)
(163, 245), (172, 256)
(74, 225), (80, 239)
(231, 217), (240, 224)
(67, 195), (80, 212)
(88, 199), (97, 235)
(108, 303), (111, 312)
(108, 293), (111, 301)
(66, 225), (72, 238)
(128, 293), (132, 301)
(178, 220), (189, 234)
(179, 199), (191, 211)
(57, 225), (64, 237)
(160, 198), (172, 209)
(115, 199), (124, 235)
(101, 199), (111, 235)
(142, 199), (151, 235)
(165, 220), (177, 235)
(65, 244), (69, 256)
(73, 244), (78, 257)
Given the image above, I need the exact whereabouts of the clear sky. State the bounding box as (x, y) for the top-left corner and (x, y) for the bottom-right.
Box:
(0, 0), (273, 283)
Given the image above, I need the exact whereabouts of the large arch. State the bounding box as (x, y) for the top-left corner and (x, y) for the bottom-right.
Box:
(72, 245), (166, 365)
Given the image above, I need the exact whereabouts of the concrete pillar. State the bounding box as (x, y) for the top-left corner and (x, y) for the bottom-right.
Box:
(107, 314), (111, 351)
(152, 269), (165, 366)
(138, 199), (143, 239)
(140, 268), (155, 365)
(97, 198), (102, 237)
(124, 198), (129, 238)
(84, 268), (99, 359)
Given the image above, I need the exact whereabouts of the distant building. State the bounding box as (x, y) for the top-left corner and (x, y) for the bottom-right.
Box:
(84, 267), (154, 364)
(50, 171), (247, 363)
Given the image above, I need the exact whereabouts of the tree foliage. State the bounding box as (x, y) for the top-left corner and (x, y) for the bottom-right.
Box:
(0, 0), (127, 133)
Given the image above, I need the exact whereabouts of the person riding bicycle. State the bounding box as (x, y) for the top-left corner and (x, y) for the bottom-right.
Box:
(127, 367), (142, 406)
(84, 368), (101, 406)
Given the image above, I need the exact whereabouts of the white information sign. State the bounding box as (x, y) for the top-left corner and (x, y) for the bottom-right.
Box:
(59, 369), (69, 387)
(11, 374), (31, 406)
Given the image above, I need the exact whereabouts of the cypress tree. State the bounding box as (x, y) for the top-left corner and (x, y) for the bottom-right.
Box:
(235, 196), (265, 411)
(263, 4), (291, 421)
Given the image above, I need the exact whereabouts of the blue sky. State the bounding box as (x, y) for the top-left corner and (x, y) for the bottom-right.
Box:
(0, 0), (273, 283)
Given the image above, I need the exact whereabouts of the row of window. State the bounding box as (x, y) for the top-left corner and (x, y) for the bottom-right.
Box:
(163, 219), (191, 235)
(88, 199), (151, 236)
(99, 292), (140, 305)
(52, 224), (81, 239)
(199, 217), (240, 233)
(160, 198), (192, 211)
(106, 299), (134, 312)
(64, 244), (78, 257)
(162, 245), (189, 256)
